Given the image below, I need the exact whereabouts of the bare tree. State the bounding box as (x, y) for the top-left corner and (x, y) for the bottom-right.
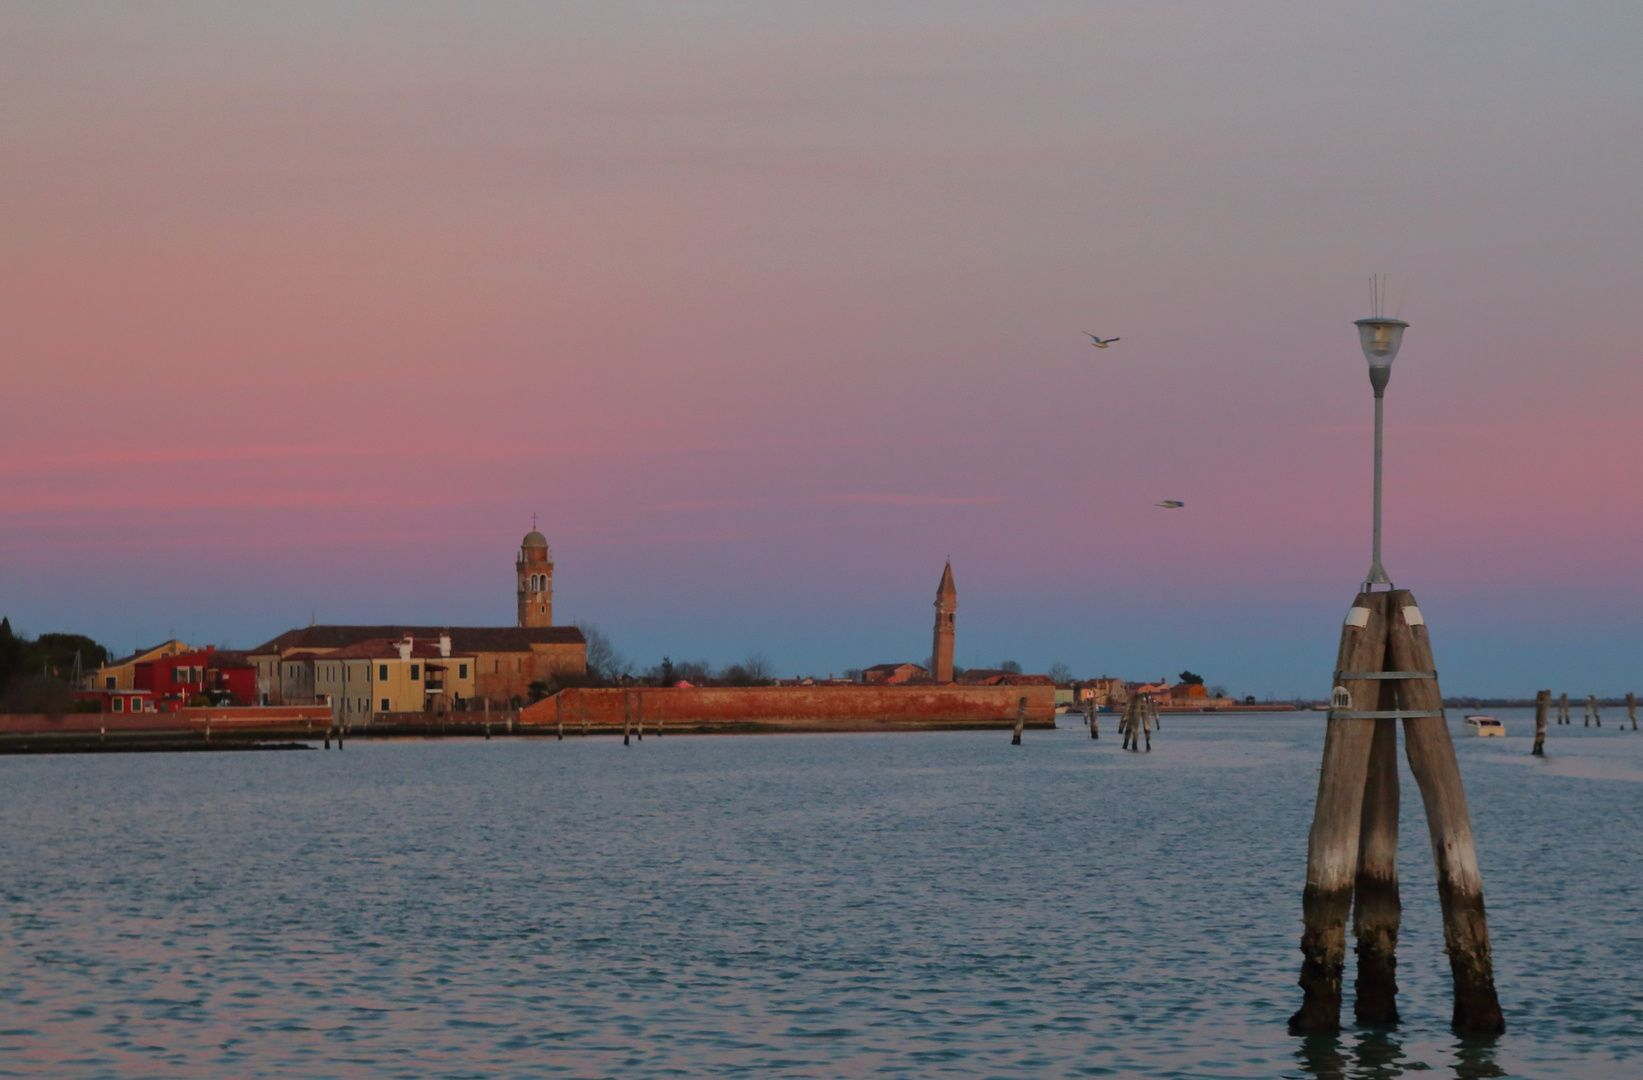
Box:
(999, 660), (1022, 674)
(575, 622), (632, 683)
(1047, 662), (1073, 683)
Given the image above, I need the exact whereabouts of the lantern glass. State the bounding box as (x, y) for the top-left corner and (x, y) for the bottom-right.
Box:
(1355, 318), (1408, 367)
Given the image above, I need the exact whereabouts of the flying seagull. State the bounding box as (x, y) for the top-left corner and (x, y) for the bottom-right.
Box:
(1155, 500), (1184, 509)
(1084, 332), (1120, 348)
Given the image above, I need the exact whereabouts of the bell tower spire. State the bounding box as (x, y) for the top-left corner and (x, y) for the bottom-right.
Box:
(931, 561), (956, 683)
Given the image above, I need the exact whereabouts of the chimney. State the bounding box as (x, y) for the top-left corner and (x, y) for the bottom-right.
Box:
(397, 638), (413, 662)
(439, 633), (451, 658)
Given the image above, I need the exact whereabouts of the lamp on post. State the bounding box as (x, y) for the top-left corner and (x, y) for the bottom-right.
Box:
(1354, 315), (1407, 590)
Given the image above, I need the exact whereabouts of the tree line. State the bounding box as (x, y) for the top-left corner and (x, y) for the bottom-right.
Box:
(0, 618), (108, 713)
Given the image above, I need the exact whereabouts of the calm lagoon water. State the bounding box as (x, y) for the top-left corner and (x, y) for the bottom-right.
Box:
(2, 712), (1640, 1078)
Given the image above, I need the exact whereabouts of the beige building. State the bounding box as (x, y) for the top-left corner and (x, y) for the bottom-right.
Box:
(311, 636), (478, 721)
(85, 639), (191, 691)
(249, 529), (587, 708)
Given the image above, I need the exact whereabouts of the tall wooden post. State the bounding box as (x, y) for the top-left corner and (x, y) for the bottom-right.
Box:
(1011, 696), (1026, 746)
(1532, 689), (1549, 757)
(1353, 708), (1402, 1025)
(1089, 695), (1099, 739)
(1291, 592), (1388, 1034)
(1583, 695), (1592, 727)
(1628, 692), (1637, 731)
(1590, 695), (1600, 727)
(1558, 692), (1569, 725)
(623, 691), (632, 746)
(1385, 591), (1505, 1034)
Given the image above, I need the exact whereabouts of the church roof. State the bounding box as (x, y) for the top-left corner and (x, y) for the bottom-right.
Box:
(522, 530), (549, 548)
(936, 561), (956, 596)
(250, 625), (584, 656)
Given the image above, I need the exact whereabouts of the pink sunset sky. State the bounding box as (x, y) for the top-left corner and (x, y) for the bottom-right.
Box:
(3, 3), (1639, 697)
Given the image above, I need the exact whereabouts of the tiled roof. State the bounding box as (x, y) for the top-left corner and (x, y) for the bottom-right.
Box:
(322, 639), (472, 660)
(250, 625), (585, 656)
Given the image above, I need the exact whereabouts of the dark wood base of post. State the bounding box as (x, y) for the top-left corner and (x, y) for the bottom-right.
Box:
(1290, 910), (1348, 1034)
(1443, 895), (1506, 1035)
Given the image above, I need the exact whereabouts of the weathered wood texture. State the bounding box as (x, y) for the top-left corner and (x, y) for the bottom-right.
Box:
(1290, 591), (1388, 1034)
(1589, 695), (1600, 727)
(1011, 697), (1026, 746)
(1629, 692), (1637, 731)
(1353, 708), (1402, 1025)
(1532, 689), (1549, 757)
(1386, 590), (1505, 1035)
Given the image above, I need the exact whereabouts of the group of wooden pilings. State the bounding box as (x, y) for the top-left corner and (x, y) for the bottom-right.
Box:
(1548, 691), (1636, 729)
(1120, 695), (1157, 752)
(549, 689), (666, 744)
(1292, 589), (1504, 1036)
(1534, 690), (1637, 756)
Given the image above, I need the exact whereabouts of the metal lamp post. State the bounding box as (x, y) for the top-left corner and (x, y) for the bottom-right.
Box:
(1355, 316), (1408, 590)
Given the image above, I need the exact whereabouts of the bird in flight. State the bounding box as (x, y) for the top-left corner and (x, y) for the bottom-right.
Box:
(1155, 500), (1184, 509)
(1084, 332), (1120, 348)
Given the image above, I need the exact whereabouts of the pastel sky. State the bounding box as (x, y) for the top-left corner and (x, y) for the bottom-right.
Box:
(3, 3), (1640, 697)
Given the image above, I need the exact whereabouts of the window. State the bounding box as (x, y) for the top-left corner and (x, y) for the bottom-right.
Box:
(380, 698), (390, 712)
(105, 676), (115, 689)
(112, 697), (124, 712)
(410, 664), (420, 680)
(459, 663), (468, 679)
(378, 664), (388, 681)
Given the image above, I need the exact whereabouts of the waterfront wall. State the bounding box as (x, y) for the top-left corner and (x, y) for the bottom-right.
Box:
(0, 706), (335, 752)
(521, 684), (1058, 733)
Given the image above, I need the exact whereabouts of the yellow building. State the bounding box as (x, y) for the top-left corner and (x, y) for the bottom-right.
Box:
(312, 636), (478, 723)
(85, 639), (191, 690)
(249, 529), (585, 707)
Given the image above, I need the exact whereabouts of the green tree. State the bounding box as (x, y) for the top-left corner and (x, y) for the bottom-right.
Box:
(1178, 670), (1204, 686)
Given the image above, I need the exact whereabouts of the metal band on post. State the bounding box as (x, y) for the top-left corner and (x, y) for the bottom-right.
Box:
(1328, 709), (1445, 720)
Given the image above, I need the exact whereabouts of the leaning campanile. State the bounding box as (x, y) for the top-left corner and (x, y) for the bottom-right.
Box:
(931, 561), (956, 683)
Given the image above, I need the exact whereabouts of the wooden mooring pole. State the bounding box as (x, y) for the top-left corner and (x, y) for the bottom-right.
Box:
(1291, 591), (1387, 1034)
(1558, 692), (1569, 725)
(1589, 694), (1600, 727)
(1011, 696), (1026, 745)
(1292, 590), (1504, 1035)
(1532, 689), (1549, 757)
(1629, 692), (1637, 731)
(1089, 697), (1099, 740)
(623, 691), (632, 746)
(1386, 591), (1504, 1034)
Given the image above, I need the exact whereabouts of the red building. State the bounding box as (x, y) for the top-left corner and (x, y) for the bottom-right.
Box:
(132, 647), (257, 710)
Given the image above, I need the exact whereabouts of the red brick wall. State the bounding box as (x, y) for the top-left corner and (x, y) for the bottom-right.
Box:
(520, 684), (1056, 731)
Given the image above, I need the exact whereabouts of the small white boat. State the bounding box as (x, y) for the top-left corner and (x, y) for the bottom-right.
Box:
(1464, 715), (1505, 737)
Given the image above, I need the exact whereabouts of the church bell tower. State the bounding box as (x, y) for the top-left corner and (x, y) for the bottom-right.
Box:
(517, 526), (554, 628)
(931, 561), (956, 683)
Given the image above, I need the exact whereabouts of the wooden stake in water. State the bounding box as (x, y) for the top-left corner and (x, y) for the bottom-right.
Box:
(1385, 591), (1504, 1035)
(1558, 693), (1569, 725)
(1532, 689), (1549, 757)
(1291, 591), (1387, 1034)
(1590, 695), (1600, 727)
(1089, 696), (1099, 740)
(1354, 706), (1401, 1025)
(1011, 696), (1026, 746)
(1628, 692), (1637, 731)
(623, 691), (632, 746)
